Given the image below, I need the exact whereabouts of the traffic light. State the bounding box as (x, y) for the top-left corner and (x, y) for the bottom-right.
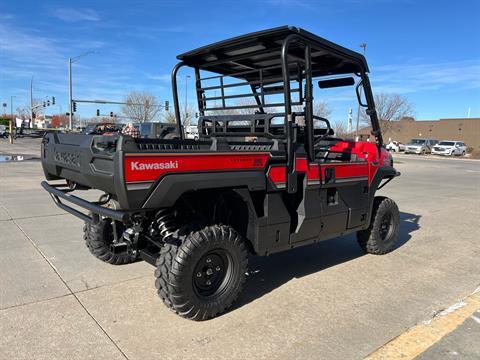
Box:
(52, 97), (56, 105)
(96, 109), (100, 116)
(110, 111), (114, 117)
(43, 101), (46, 107)
(47, 100), (50, 106)
(72, 101), (77, 112)
(165, 101), (169, 112)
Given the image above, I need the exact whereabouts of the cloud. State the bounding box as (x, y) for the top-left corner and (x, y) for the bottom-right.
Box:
(371, 60), (480, 94)
(53, 8), (100, 22)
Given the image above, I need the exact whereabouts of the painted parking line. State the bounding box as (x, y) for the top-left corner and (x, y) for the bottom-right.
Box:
(365, 289), (480, 360)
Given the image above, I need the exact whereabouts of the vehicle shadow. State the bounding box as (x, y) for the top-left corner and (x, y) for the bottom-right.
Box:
(234, 211), (421, 310)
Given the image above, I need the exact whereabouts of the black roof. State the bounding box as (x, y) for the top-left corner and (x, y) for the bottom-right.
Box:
(177, 26), (369, 81)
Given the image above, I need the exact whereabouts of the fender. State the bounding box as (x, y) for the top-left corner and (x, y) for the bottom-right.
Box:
(364, 166), (400, 229)
(142, 171), (266, 208)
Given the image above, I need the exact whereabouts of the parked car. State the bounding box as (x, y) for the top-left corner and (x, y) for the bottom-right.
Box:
(431, 140), (467, 156)
(405, 139), (438, 154)
(386, 140), (405, 152)
(0, 125), (7, 138)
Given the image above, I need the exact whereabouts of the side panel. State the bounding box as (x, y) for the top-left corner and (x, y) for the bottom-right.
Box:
(143, 171), (266, 209)
(124, 153), (269, 183)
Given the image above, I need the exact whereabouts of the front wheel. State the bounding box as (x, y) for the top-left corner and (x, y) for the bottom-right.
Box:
(357, 197), (400, 255)
(155, 225), (248, 320)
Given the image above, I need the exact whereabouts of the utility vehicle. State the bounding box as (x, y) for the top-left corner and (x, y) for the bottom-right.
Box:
(41, 26), (400, 320)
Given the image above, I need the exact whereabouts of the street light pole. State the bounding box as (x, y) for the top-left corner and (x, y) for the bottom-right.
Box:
(355, 42), (367, 140)
(185, 75), (191, 125)
(68, 51), (96, 130)
(10, 95), (16, 144)
(68, 57), (73, 130)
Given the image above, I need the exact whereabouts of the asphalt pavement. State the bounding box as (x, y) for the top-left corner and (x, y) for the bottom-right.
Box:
(0, 138), (479, 360)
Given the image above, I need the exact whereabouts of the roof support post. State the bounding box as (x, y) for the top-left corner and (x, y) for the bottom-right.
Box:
(281, 34), (301, 193)
(172, 61), (186, 140)
(304, 44), (314, 162)
(361, 72), (383, 146)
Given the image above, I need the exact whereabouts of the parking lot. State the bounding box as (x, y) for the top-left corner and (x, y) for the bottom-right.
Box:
(1, 138), (479, 359)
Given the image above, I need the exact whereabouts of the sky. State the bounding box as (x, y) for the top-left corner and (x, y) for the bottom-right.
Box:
(1, 0), (479, 124)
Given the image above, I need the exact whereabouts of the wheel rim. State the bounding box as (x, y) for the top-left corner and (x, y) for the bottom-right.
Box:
(379, 212), (394, 241)
(193, 249), (232, 299)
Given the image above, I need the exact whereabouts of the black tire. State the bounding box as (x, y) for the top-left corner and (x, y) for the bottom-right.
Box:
(155, 225), (248, 320)
(357, 197), (400, 255)
(83, 218), (136, 265)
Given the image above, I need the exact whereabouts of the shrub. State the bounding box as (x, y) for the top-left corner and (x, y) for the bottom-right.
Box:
(470, 149), (480, 159)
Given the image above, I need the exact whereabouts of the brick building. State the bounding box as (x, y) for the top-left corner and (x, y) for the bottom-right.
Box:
(359, 117), (480, 149)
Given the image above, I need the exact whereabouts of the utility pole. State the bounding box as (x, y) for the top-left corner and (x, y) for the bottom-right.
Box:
(185, 75), (191, 125)
(10, 95), (16, 144)
(355, 42), (367, 140)
(30, 76), (34, 128)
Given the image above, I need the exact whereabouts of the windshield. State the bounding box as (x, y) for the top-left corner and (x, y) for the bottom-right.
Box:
(438, 141), (454, 146)
(139, 123), (152, 137)
(410, 139), (426, 145)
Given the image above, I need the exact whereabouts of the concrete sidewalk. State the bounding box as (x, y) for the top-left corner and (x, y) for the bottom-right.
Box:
(0, 139), (479, 359)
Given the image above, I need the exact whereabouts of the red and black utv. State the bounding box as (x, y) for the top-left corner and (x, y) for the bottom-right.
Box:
(41, 26), (400, 320)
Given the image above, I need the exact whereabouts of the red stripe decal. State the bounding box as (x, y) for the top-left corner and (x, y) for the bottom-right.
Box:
(268, 157), (369, 188)
(124, 153), (269, 183)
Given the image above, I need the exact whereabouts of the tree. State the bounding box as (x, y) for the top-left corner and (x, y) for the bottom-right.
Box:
(121, 91), (161, 123)
(331, 120), (350, 138)
(162, 111), (177, 124)
(313, 100), (332, 119)
(161, 103), (196, 125)
(362, 92), (414, 131)
(50, 114), (68, 128)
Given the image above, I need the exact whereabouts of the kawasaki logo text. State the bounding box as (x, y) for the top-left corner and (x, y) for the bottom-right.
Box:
(130, 161), (179, 171)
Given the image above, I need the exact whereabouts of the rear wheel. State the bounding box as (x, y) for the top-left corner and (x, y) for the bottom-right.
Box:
(154, 225), (248, 320)
(83, 217), (136, 265)
(357, 197), (400, 255)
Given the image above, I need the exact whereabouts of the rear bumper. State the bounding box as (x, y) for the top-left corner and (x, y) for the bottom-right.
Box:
(41, 181), (130, 224)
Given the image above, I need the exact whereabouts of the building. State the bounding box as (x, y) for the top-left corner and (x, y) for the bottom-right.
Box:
(359, 117), (480, 149)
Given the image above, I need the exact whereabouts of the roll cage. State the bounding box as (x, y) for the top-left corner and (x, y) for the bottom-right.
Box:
(171, 26), (382, 192)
